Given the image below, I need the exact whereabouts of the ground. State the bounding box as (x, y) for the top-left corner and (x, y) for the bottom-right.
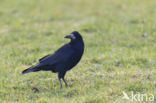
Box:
(0, 0), (155, 103)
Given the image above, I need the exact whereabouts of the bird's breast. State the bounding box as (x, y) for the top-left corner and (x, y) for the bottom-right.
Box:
(66, 50), (83, 70)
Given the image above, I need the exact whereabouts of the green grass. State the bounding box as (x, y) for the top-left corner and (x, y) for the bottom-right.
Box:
(0, 0), (156, 102)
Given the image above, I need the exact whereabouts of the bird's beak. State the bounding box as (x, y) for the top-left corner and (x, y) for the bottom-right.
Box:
(64, 34), (76, 40)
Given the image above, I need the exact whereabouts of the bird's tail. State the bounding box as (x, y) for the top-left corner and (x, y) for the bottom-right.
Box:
(22, 65), (40, 74)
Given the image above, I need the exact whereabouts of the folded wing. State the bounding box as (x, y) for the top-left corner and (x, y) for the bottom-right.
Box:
(39, 44), (74, 66)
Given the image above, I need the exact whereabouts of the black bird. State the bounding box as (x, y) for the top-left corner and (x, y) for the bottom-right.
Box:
(22, 31), (84, 88)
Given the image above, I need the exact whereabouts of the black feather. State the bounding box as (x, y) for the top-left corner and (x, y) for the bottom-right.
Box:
(22, 31), (84, 88)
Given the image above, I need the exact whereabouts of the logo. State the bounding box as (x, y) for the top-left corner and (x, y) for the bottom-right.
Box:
(122, 91), (155, 102)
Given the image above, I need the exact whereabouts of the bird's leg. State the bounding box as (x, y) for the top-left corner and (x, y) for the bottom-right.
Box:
(58, 77), (62, 88)
(62, 78), (68, 87)
(58, 72), (66, 88)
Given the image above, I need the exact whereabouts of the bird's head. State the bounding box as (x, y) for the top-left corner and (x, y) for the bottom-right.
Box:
(64, 31), (82, 41)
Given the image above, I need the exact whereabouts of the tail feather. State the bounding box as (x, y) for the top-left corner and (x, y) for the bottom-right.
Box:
(22, 65), (40, 74)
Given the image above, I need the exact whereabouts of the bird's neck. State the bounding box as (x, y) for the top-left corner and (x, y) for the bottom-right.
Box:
(70, 39), (84, 50)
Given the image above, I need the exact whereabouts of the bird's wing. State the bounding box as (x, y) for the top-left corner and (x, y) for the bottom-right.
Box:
(39, 44), (74, 65)
(39, 54), (50, 62)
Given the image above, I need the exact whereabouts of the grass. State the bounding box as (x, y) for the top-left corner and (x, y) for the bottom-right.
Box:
(0, 0), (156, 102)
